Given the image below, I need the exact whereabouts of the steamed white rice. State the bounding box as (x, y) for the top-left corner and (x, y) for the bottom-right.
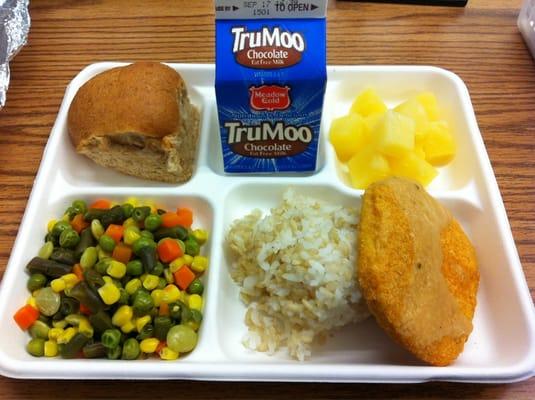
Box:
(226, 188), (369, 361)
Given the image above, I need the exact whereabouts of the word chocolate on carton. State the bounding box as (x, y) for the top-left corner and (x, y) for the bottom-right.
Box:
(215, 0), (327, 173)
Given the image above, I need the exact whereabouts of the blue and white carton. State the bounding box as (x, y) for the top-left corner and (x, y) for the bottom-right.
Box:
(215, 0), (328, 173)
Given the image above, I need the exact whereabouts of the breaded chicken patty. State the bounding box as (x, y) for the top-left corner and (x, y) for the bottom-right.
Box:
(357, 177), (479, 366)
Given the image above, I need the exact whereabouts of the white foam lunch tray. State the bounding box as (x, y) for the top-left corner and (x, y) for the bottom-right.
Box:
(0, 63), (533, 383)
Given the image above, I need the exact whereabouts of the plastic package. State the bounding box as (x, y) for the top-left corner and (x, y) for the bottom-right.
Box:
(518, 0), (535, 58)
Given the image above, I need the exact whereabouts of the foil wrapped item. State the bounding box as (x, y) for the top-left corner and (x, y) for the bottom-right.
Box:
(0, 0), (30, 108)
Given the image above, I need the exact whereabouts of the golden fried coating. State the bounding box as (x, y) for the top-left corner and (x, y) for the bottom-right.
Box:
(357, 177), (479, 366)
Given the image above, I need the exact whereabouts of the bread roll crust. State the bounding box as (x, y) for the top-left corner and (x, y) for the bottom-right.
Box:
(67, 62), (199, 183)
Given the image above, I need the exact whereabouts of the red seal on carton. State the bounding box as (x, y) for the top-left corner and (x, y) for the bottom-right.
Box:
(249, 85), (291, 111)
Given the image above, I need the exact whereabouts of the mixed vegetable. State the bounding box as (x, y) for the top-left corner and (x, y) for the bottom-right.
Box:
(13, 198), (209, 360)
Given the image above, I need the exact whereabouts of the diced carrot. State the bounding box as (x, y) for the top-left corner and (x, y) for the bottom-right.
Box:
(161, 212), (181, 228)
(72, 264), (84, 281)
(112, 244), (132, 264)
(157, 239), (182, 263)
(79, 303), (92, 315)
(159, 302), (169, 316)
(13, 304), (39, 330)
(156, 340), (166, 354)
(173, 266), (195, 290)
(176, 208), (193, 227)
(105, 224), (124, 244)
(89, 199), (112, 209)
(70, 213), (89, 234)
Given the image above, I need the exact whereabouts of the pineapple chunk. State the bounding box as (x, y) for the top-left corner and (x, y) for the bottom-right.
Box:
(390, 151), (438, 187)
(364, 113), (384, 135)
(394, 97), (428, 135)
(420, 121), (456, 166)
(416, 91), (440, 121)
(329, 114), (368, 162)
(348, 148), (390, 190)
(374, 110), (415, 158)
(350, 88), (387, 117)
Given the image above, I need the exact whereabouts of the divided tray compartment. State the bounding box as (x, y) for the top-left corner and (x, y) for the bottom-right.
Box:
(0, 63), (533, 382)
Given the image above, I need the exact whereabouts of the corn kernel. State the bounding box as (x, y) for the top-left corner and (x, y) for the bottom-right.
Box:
(62, 273), (80, 289)
(183, 254), (194, 265)
(125, 278), (142, 295)
(180, 291), (188, 303)
(192, 229), (208, 245)
(163, 268), (174, 284)
(125, 197), (139, 208)
(44, 340), (58, 357)
(107, 260), (127, 279)
(162, 284), (180, 304)
(98, 283), (121, 305)
(52, 319), (68, 329)
(124, 226), (141, 245)
(140, 338), (160, 354)
(169, 257), (186, 273)
(112, 305), (133, 327)
(143, 274), (159, 290)
(136, 315), (151, 332)
(159, 346), (179, 360)
(47, 219), (57, 233)
(26, 296), (37, 308)
(191, 256), (208, 273)
(57, 327), (77, 344)
(78, 319), (94, 338)
(98, 247), (111, 261)
(121, 320), (136, 334)
(50, 278), (66, 293)
(48, 328), (63, 340)
(151, 289), (164, 307)
(188, 294), (202, 311)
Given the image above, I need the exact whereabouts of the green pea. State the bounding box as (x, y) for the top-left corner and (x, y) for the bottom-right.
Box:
(132, 237), (156, 255)
(38, 241), (54, 260)
(187, 279), (204, 295)
(152, 261), (164, 277)
(99, 234), (116, 252)
(185, 238), (200, 256)
(59, 229), (80, 249)
(95, 258), (111, 275)
(121, 203), (134, 218)
(133, 290), (154, 316)
(101, 328), (122, 349)
(80, 246), (98, 269)
(140, 230), (154, 240)
(27, 273), (47, 292)
(52, 221), (71, 238)
(126, 260), (143, 276)
(72, 200), (88, 215)
(26, 338), (45, 357)
(144, 214), (162, 231)
(190, 309), (203, 324)
(106, 345), (122, 360)
(118, 288), (129, 305)
(122, 338), (140, 360)
(132, 206), (151, 222)
(157, 277), (167, 289)
(29, 320), (50, 340)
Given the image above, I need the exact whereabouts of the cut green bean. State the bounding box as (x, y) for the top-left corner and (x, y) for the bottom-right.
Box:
(101, 328), (122, 349)
(60, 333), (89, 359)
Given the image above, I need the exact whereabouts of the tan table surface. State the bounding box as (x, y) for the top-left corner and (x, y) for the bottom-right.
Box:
(0, 0), (533, 398)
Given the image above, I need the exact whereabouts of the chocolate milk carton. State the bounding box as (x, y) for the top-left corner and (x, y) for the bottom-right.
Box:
(215, 0), (327, 173)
